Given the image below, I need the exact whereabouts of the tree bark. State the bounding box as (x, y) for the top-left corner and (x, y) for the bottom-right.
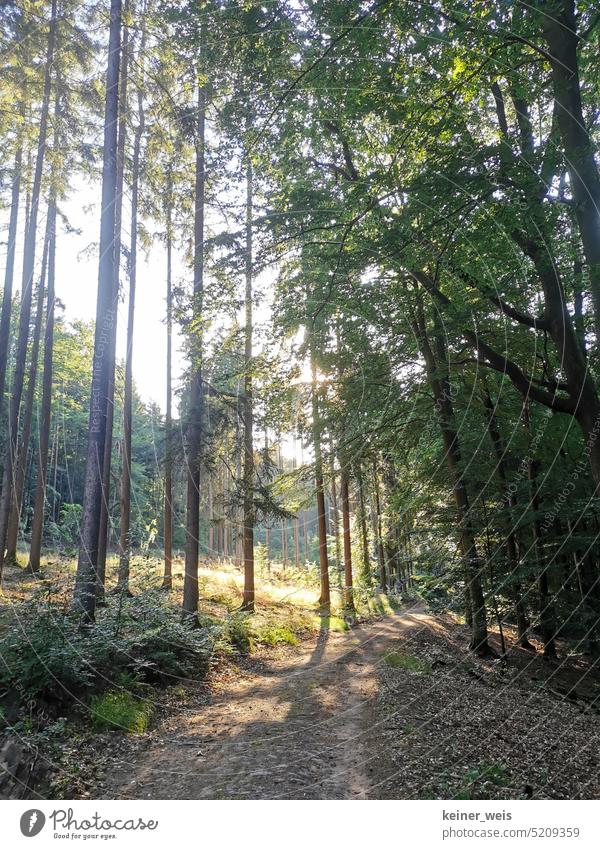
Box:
(182, 78), (206, 619)
(117, 24), (145, 593)
(162, 178), (173, 589)
(310, 355), (330, 610)
(523, 402), (557, 660)
(373, 463), (387, 591)
(482, 383), (534, 649)
(0, 0), (57, 575)
(97, 12), (129, 597)
(413, 304), (491, 654)
(4, 215), (50, 564)
(356, 466), (372, 587)
(340, 462), (354, 612)
(242, 157), (255, 611)
(73, 0), (122, 621)
(0, 146), (22, 428)
(28, 185), (57, 573)
(540, 1), (600, 346)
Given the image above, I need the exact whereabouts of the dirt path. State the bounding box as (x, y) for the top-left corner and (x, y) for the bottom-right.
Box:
(100, 606), (434, 800)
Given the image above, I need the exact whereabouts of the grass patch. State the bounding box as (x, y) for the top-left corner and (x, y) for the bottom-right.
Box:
(314, 614), (349, 632)
(454, 763), (509, 799)
(383, 651), (432, 674)
(255, 625), (299, 646)
(89, 691), (153, 734)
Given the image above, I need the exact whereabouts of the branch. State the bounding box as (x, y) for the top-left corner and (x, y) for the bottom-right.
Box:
(409, 269), (575, 415)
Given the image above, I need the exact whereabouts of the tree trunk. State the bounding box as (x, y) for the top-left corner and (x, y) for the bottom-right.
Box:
(414, 305), (491, 655)
(28, 180), (58, 573)
(541, 1), (600, 346)
(73, 0), (122, 622)
(117, 28), (145, 593)
(182, 78), (206, 619)
(97, 12), (129, 598)
(329, 459), (342, 579)
(356, 466), (372, 587)
(0, 0), (57, 575)
(311, 356), (330, 610)
(0, 146), (22, 427)
(523, 403), (557, 660)
(373, 464), (387, 591)
(4, 216), (50, 564)
(340, 463), (354, 612)
(242, 157), (254, 611)
(482, 383), (534, 649)
(162, 181), (173, 589)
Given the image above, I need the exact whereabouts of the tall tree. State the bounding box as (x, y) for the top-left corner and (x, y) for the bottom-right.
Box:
(241, 156), (255, 611)
(28, 185), (57, 573)
(4, 209), (50, 564)
(0, 145), (22, 427)
(117, 17), (146, 593)
(162, 169), (174, 590)
(0, 0), (57, 574)
(97, 9), (130, 595)
(182, 77), (206, 619)
(73, 0), (123, 621)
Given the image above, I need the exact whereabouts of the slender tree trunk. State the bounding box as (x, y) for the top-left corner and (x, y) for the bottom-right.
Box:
(182, 78), (206, 618)
(29, 182), (58, 573)
(373, 464), (387, 591)
(302, 510), (308, 565)
(73, 0), (122, 621)
(413, 306), (491, 654)
(97, 12), (129, 597)
(340, 462), (354, 612)
(356, 466), (372, 587)
(162, 185), (173, 589)
(0, 146), (22, 426)
(330, 459), (342, 578)
(310, 355), (330, 610)
(482, 384), (534, 649)
(117, 31), (145, 593)
(0, 0), (57, 575)
(264, 426), (271, 569)
(4, 218), (50, 564)
(523, 402), (557, 660)
(242, 157), (254, 611)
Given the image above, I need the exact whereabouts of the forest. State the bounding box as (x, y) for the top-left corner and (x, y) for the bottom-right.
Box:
(0, 0), (600, 802)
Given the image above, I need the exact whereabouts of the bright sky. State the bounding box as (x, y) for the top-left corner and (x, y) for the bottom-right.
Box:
(58, 177), (187, 412)
(1, 174), (187, 414)
(1, 163), (315, 469)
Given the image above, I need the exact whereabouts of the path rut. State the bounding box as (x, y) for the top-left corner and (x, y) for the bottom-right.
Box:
(101, 606), (434, 800)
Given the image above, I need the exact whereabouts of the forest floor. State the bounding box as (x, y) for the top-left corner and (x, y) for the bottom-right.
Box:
(78, 605), (600, 801)
(2, 555), (600, 800)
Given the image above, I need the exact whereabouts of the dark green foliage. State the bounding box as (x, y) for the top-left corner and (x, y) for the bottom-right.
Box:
(0, 592), (215, 719)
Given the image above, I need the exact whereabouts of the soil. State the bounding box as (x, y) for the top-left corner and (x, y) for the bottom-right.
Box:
(92, 606), (431, 800)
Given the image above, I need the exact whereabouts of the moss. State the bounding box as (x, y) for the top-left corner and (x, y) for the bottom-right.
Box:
(383, 651), (432, 674)
(89, 691), (153, 734)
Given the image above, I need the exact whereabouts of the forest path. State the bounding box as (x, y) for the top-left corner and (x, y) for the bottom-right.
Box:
(101, 604), (434, 800)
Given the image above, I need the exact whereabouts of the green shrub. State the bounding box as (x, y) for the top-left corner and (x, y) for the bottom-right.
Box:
(0, 593), (214, 719)
(89, 692), (152, 733)
(219, 613), (253, 654)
